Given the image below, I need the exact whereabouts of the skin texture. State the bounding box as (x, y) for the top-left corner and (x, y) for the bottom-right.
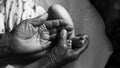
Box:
(8, 2), (77, 54)
(20, 4), (89, 68)
(38, 0), (113, 68)
(0, 3), (89, 68)
(22, 30), (88, 68)
(0, 0), (113, 68)
(11, 13), (49, 53)
(11, 12), (74, 54)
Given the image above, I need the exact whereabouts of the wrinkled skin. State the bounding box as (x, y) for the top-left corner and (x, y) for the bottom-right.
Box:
(11, 13), (51, 54)
(25, 0), (112, 68)
(23, 29), (88, 68)
(0, 4), (89, 68)
(10, 4), (76, 54)
(11, 13), (74, 54)
(10, 4), (75, 54)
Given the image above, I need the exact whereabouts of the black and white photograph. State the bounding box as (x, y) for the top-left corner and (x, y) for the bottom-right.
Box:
(0, 0), (118, 68)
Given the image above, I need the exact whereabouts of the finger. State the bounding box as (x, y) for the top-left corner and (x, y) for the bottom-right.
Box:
(27, 13), (48, 27)
(72, 34), (89, 56)
(49, 29), (73, 41)
(45, 19), (73, 34)
(38, 25), (50, 40)
(72, 34), (86, 48)
(44, 19), (67, 29)
(47, 4), (73, 29)
(59, 29), (68, 47)
(47, 4), (75, 38)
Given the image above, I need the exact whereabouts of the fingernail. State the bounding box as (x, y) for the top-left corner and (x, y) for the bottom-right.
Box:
(65, 25), (73, 31)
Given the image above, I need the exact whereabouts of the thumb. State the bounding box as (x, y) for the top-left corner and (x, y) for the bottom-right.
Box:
(29, 13), (48, 27)
(59, 29), (68, 47)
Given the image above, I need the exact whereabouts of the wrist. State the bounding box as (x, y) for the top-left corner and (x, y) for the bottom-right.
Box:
(38, 55), (56, 68)
(42, 47), (63, 68)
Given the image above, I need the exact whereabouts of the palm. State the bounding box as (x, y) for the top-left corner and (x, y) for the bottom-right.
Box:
(11, 13), (50, 54)
(11, 13), (73, 54)
(0, 4), (89, 68)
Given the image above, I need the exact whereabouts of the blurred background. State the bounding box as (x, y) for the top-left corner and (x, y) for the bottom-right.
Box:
(90, 0), (120, 68)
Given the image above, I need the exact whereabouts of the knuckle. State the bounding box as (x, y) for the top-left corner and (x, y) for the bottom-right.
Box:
(59, 19), (68, 27)
(52, 20), (60, 28)
(44, 21), (53, 29)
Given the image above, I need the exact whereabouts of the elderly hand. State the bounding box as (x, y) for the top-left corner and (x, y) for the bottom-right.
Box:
(22, 29), (88, 68)
(0, 4), (89, 68)
(5, 4), (75, 55)
(15, 4), (89, 68)
(11, 13), (73, 54)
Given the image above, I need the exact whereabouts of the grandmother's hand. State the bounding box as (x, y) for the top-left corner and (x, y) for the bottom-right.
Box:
(0, 4), (89, 68)
(16, 4), (89, 68)
(9, 4), (75, 54)
(22, 29), (88, 68)
(11, 13), (73, 54)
